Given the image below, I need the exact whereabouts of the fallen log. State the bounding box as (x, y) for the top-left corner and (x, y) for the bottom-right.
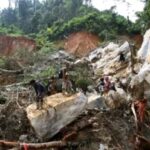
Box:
(0, 140), (79, 149)
(62, 115), (97, 141)
(0, 68), (23, 74)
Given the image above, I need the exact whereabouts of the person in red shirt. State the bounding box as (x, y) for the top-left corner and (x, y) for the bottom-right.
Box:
(132, 98), (147, 132)
(104, 76), (111, 93)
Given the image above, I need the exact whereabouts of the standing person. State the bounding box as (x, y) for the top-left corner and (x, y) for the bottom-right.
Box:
(29, 80), (46, 109)
(62, 73), (74, 95)
(58, 62), (71, 79)
(58, 67), (67, 79)
(131, 98), (147, 132)
(104, 76), (111, 93)
(98, 77), (105, 95)
(119, 52), (125, 62)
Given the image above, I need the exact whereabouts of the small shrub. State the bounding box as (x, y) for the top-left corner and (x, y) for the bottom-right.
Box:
(76, 78), (91, 93)
(38, 66), (56, 78)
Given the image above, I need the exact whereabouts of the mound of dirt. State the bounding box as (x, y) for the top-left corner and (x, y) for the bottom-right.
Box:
(64, 32), (99, 57)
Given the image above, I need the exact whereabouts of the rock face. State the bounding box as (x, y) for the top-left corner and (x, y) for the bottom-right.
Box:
(89, 42), (130, 76)
(130, 29), (150, 99)
(0, 35), (36, 55)
(105, 88), (127, 109)
(138, 29), (150, 63)
(26, 92), (87, 140)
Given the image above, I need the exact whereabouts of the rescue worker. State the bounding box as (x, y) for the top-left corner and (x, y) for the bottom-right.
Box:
(29, 80), (46, 109)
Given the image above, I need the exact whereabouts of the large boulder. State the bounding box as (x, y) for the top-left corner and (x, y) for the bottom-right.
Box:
(26, 92), (87, 140)
(86, 92), (107, 109)
(92, 42), (130, 76)
(130, 29), (150, 99)
(138, 29), (150, 63)
(130, 63), (150, 99)
(105, 88), (127, 109)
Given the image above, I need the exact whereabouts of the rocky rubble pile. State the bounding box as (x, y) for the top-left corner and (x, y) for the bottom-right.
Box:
(0, 29), (150, 149)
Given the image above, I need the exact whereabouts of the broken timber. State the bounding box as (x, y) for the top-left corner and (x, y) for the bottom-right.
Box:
(0, 140), (79, 149)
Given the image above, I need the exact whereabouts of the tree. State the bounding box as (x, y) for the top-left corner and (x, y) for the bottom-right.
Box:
(136, 0), (150, 32)
(1, 8), (17, 26)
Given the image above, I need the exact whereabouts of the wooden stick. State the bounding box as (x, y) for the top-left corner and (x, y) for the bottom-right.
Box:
(0, 68), (23, 74)
(131, 102), (138, 129)
(0, 140), (80, 149)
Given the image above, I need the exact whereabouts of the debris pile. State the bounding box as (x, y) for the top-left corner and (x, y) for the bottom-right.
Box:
(0, 29), (150, 150)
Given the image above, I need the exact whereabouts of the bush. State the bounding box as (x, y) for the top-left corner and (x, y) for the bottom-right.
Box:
(38, 66), (56, 78)
(47, 11), (133, 41)
(76, 78), (91, 93)
(38, 42), (57, 55)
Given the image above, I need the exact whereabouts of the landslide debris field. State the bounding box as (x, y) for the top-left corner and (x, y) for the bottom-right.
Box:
(0, 31), (150, 150)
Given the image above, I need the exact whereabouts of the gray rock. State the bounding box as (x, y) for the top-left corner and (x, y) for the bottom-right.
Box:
(26, 92), (87, 140)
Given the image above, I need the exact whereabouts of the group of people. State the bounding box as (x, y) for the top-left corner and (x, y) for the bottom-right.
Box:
(29, 66), (74, 109)
(97, 76), (116, 96)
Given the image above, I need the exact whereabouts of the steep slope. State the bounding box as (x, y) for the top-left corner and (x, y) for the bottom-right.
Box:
(0, 36), (36, 55)
(64, 32), (99, 57)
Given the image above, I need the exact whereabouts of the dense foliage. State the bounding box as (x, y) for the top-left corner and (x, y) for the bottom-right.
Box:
(0, 0), (145, 40)
(48, 11), (139, 40)
(136, 0), (150, 33)
(0, 0), (92, 34)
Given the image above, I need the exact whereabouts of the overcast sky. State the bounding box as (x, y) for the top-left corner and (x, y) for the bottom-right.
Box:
(0, 0), (145, 22)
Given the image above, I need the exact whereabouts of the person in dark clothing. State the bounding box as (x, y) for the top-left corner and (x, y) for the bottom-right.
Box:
(29, 80), (46, 109)
(119, 52), (125, 62)
(98, 78), (105, 95)
(58, 67), (67, 79)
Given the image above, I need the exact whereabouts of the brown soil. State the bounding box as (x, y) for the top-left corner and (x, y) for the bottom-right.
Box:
(64, 32), (100, 57)
(131, 34), (143, 49)
(117, 34), (143, 49)
(0, 35), (36, 55)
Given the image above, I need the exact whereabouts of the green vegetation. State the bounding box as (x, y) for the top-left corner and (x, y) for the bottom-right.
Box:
(48, 11), (136, 40)
(0, 25), (23, 36)
(76, 78), (91, 92)
(0, 0), (144, 41)
(38, 66), (56, 78)
(136, 0), (150, 33)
